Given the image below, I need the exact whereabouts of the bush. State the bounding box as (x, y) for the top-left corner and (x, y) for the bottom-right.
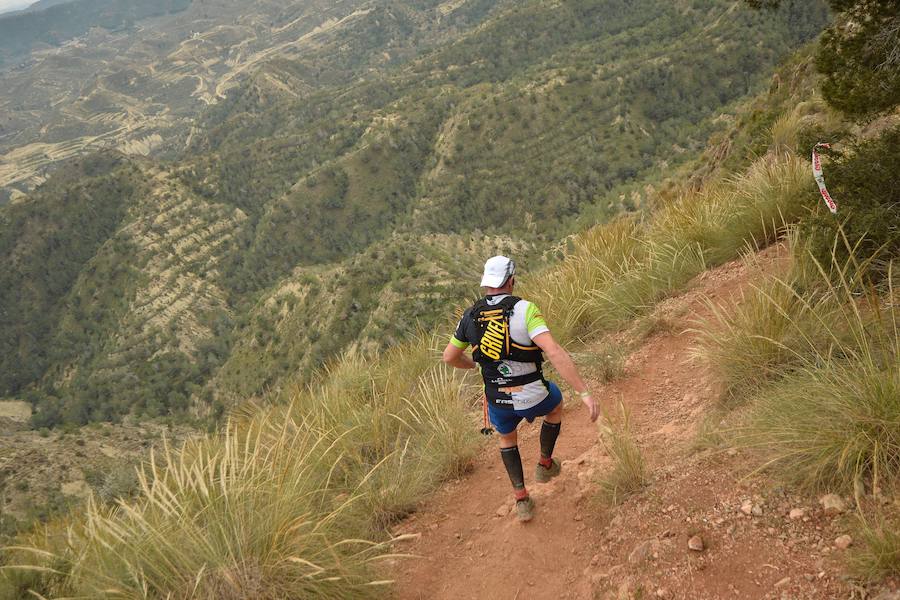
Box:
(799, 127), (900, 281)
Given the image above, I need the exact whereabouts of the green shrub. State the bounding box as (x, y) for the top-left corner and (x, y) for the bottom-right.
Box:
(799, 127), (900, 281)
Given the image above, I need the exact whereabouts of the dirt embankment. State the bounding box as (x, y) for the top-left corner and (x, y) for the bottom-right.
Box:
(389, 245), (876, 600)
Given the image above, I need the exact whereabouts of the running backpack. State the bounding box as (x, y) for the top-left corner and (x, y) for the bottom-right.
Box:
(467, 296), (542, 366)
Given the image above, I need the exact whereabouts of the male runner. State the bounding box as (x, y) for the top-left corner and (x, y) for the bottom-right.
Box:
(442, 255), (599, 522)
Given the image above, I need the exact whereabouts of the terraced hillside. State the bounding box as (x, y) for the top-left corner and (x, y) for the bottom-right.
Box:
(0, 0), (830, 429)
(0, 0), (501, 202)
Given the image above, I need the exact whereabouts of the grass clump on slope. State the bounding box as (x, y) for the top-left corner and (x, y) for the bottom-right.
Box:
(738, 256), (899, 493)
(702, 252), (900, 579)
(0, 336), (479, 599)
(596, 403), (648, 506)
(524, 149), (812, 346)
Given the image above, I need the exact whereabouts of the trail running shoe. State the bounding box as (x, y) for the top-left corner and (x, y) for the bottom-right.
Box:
(516, 496), (535, 522)
(535, 458), (561, 483)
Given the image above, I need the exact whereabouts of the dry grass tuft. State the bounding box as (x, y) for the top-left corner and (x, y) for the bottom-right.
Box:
(853, 513), (900, 581)
(597, 402), (648, 505)
(1, 335), (479, 599)
(696, 243), (899, 492)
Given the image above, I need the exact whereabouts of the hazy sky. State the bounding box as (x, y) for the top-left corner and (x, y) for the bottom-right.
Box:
(0, 0), (33, 14)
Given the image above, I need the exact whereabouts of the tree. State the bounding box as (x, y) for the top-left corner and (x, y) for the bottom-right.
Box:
(747, 0), (900, 117)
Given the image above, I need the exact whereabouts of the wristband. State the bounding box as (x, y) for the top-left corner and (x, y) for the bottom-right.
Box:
(578, 390), (592, 398)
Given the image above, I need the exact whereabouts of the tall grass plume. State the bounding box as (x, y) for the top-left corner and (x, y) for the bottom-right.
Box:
(596, 402), (648, 505)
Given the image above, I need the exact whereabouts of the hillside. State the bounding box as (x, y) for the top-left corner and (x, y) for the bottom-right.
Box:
(0, 0), (830, 431)
(1, 0), (899, 597)
(0, 0), (497, 200)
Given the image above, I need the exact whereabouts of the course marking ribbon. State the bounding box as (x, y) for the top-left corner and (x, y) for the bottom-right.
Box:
(812, 142), (838, 214)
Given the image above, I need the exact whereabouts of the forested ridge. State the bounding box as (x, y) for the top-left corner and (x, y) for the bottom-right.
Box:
(0, 0), (829, 428)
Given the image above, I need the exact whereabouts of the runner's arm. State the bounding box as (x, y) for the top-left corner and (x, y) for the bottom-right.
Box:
(532, 331), (599, 422)
(442, 342), (477, 370)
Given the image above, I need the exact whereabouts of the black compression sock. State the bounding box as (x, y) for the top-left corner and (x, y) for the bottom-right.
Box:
(500, 445), (526, 491)
(540, 420), (561, 461)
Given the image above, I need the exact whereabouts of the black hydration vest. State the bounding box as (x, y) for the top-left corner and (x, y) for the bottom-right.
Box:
(464, 295), (545, 409)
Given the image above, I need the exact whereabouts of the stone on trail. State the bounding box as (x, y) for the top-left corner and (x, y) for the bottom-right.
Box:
(495, 503), (510, 517)
(788, 508), (806, 520)
(687, 534), (705, 552)
(834, 534), (853, 549)
(740, 499), (762, 516)
(774, 576), (791, 588)
(820, 493), (846, 516)
(628, 539), (660, 564)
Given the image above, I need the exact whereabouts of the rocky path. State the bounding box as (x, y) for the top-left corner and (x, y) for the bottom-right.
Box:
(390, 246), (860, 600)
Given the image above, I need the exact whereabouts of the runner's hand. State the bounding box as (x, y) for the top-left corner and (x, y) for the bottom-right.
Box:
(581, 392), (599, 422)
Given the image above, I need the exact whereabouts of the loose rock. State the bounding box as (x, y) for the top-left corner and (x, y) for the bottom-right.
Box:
(788, 508), (806, 520)
(496, 504), (510, 517)
(740, 500), (754, 516)
(820, 494), (846, 516)
(774, 576), (791, 588)
(834, 534), (853, 549)
(687, 534), (705, 552)
(628, 539), (660, 564)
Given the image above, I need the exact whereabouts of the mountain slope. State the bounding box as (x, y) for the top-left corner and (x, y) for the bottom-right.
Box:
(0, 0), (503, 201)
(0, 0), (830, 427)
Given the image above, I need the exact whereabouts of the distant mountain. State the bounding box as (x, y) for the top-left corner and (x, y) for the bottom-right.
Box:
(0, 0), (831, 428)
(0, 1), (33, 16)
(0, 0), (192, 62)
(24, 0), (77, 11)
(0, 0), (81, 17)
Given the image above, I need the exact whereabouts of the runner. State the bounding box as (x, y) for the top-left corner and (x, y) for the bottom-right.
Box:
(442, 255), (599, 522)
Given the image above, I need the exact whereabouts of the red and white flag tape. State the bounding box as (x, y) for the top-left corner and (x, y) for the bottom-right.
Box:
(812, 142), (838, 214)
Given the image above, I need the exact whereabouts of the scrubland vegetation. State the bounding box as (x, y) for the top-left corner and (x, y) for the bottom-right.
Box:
(3, 0), (900, 596)
(4, 63), (875, 599)
(523, 151), (812, 345)
(1, 336), (479, 599)
(0, 0), (828, 431)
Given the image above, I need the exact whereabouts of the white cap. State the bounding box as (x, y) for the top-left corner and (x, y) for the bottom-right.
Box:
(480, 255), (516, 288)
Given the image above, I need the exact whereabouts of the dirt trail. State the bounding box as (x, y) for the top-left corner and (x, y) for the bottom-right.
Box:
(391, 246), (856, 600)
